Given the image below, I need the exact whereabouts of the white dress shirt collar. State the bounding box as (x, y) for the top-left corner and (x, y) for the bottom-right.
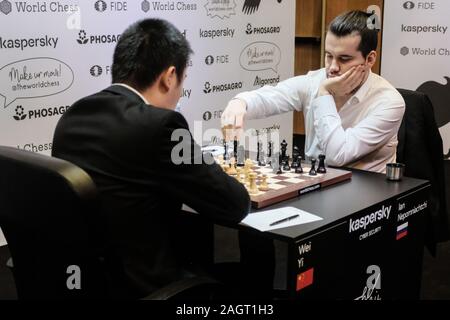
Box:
(112, 83), (149, 105)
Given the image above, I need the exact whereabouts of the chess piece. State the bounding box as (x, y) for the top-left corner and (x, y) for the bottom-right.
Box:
(280, 140), (287, 163)
(283, 154), (291, 171)
(295, 156), (303, 174)
(235, 168), (243, 183)
(259, 150), (266, 166)
(259, 174), (269, 191)
(272, 152), (280, 174)
(277, 152), (283, 174)
(228, 157), (237, 175)
(267, 141), (273, 165)
(292, 146), (300, 164)
(217, 154), (224, 166)
(309, 158), (317, 176)
(317, 154), (327, 173)
(233, 139), (238, 160)
(248, 172), (259, 195)
(223, 140), (229, 161)
(237, 145), (245, 167)
(257, 140), (262, 164)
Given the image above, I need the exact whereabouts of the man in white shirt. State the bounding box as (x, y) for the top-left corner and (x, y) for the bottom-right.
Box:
(221, 10), (405, 173)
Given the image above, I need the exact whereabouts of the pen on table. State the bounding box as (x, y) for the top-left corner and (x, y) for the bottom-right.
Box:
(269, 214), (300, 226)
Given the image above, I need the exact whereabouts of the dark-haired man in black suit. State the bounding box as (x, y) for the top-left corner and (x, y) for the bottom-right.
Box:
(52, 18), (250, 299)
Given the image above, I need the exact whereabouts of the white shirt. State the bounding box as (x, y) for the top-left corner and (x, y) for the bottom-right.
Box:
(235, 68), (405, 173)
(112, 83), (149, 104)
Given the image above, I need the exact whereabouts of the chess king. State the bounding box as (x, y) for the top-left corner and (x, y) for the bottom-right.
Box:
(221, 10), (405, 174)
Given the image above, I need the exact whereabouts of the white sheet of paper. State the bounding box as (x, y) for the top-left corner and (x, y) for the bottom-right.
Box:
(240, 207), (323, 231)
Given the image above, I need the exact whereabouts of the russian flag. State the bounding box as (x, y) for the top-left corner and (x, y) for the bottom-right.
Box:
(396, 222), (408, 240)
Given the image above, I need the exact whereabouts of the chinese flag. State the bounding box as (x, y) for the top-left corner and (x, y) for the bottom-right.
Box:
(296, 268), (314, 291)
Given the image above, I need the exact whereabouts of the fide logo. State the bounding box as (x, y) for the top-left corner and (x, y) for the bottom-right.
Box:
(205, 55), (214, 65)
(77, 30), (89, 44)
(95, 0), (107, 12)
(203, 111), (212, 121)
(246, 23), (253, 35)
(90, 65), (103, 77)
(141, 0), (150, 12)
(0, 0), (12, 15)
(403, 1), (415, 9)
(204, 82), (212, 94)
(14, 106), (27, 121)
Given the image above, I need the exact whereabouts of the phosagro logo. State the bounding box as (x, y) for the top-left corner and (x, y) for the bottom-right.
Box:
(245, 23), (281, 35)
(0, 0), (12, 15)
(203, 81), (243, 94)
(76, 30), (121, 45)
(95, 0), (107, 12)
(13, 105), (70, 121)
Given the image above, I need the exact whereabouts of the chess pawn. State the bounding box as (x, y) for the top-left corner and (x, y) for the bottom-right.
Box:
(235, 168), (242, 183)
(317, 154), (327, 173)
(283, 154), (291, 171)
(248, 172), (259, 195)
(309, 158), (317, 176)
(295, 156), (303, 174)
(258, 174), (269, 191)
(280, 139), (288, 161)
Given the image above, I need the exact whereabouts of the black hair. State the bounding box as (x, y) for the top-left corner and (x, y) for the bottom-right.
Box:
(112, 18), (192, 90)
(328, 10), (379, 57)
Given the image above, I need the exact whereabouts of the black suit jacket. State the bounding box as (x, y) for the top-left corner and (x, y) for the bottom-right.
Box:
(52, 85), (250, 298)
(397, 89), (449, 255)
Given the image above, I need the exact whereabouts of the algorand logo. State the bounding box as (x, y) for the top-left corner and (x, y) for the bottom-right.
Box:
(13, 104), (70, 121)
(0, 0), (12, 15)
(76, 30), (121, 45)
(349, 205), (392, 233)
(245, 23), (281, 35)
(254, 75), (280, 87)
(203, 81), (243, 94)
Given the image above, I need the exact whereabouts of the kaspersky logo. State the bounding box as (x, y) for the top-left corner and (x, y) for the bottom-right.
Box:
(0, 0), (12, 15)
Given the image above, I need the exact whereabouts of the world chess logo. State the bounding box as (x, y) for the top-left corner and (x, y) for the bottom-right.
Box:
(403, 1), (415, 9)
(203, 82), (212, 94)
(400, 46), (409, 56)
(77, 30), (89, 44)
(246, 23), (253, 35)
(95, 0), (107, 12)
(0, 0), (12, 15)
(13, 106), (27, 121)
(203, 111), (212, 121)
(141, 0), (150, 13)
(90, 65), (103, 77)
(205, 55), (214, 65)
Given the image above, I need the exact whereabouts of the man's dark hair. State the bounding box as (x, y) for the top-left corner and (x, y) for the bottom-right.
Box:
(328, 10), (379, 57)
(112, 18), (192, 90)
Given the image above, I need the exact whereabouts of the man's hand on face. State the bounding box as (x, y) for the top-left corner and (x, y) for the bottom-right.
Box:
(319, 65), (367, 98)
(221, 99), (247, 141)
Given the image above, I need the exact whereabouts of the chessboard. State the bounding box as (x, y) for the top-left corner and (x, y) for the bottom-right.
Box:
(245, 163), (352, 208)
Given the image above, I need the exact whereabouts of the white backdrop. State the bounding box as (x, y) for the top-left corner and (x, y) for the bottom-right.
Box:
(0, 0), (295, 245)
(381, 0), (450, 153)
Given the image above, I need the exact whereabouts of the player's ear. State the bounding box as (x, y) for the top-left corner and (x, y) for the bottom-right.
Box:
(159, 66), (177, 92)
(366, 50), (377, 68)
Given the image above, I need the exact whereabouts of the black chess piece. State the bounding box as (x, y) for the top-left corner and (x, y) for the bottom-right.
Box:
(277, 152), (283, 174)
(233, 139), (238, 160)
(292, 146), (300, 169)
(280, 140), (287, 162)
(295, 156), (303, 174)
(317, 154), (327, 173)
(309, 158), (317, 176)
(283, 154), (291, 171)
(257, 140), (261, 164)
(223, 140), (229, 161)
(267, 141), (273, 165)
(259, 150), (266, 166)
